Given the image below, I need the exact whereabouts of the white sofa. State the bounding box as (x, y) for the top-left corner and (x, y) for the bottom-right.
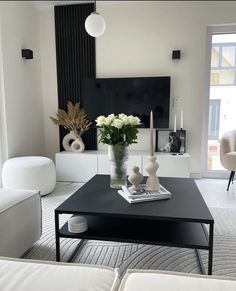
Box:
(0, 188), (41, 257)
(118, 269), (236, 291)
(0, 257), (236, 291)
(0, 257), (119, 291)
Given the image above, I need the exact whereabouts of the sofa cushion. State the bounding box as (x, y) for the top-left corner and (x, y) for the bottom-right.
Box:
(118, 270), (236, 291)
(0, 190), (41, 257)
(0, 257), (119, 291)
(0, 188), (39, 213)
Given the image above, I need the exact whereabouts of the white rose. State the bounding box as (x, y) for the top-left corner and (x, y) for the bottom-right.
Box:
(118, 113), (127, 119)
(108, 113), (115, 119)
(122, 116), (129, 125)
(105, 114), (116, 126)
(133, 116), (141, 125)
(112, 118), (124, 129)
(127, 115), (135, 125)
(95, 115), (106, 127)
(128, 115), (140, 126)
(118, 114), (129, 125)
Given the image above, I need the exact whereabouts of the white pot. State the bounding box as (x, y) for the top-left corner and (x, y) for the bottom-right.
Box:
(62, 131), (85, 153)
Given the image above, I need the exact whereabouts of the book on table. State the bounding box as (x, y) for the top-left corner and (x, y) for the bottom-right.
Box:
(118, 185), (172, 204)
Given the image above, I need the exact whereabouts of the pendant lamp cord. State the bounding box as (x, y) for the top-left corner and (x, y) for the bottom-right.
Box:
(94, 0), (96, 11)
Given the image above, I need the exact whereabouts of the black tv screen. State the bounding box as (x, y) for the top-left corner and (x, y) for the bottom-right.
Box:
(83, 76), (171, 128)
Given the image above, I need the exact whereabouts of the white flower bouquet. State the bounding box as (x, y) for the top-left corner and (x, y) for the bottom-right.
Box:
(95, 113), (141, 146)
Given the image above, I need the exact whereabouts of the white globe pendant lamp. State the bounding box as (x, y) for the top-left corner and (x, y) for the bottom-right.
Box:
(85, 1), (105, 38)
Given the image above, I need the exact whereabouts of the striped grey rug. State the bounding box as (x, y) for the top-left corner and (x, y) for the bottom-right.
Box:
(23, 182), (236, 277)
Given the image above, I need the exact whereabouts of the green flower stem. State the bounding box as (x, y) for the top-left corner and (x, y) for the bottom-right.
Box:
(114, 159), (124, 179)
(109, 145), (128, 189)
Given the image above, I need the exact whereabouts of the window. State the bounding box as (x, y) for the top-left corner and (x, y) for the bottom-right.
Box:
(211, 43), (236, 86)
(208, 99), (221, 140)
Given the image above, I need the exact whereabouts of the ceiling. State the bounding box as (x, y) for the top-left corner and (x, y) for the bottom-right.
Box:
(32, 1), (92, 10)
(32, 0), (135, 10)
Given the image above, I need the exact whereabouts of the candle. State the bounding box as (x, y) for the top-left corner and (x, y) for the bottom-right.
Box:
(174, 114), (176, 132)
(180, 110), (184, 129)
(150, 110), (154, 156)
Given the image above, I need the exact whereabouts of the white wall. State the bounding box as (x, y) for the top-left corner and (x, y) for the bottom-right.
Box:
(96, 0), (236, 177)
(39, 9), (59, 160)
(0, 22), (8, 185)
(39, 1), (236, 176)
(0, 1), (44, 159)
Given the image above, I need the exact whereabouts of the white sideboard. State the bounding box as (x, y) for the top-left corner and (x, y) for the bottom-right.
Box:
(56, 151), (190, 183)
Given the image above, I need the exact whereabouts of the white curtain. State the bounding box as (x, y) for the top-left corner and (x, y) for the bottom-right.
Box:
(0, 27), (7, 187)
(0, 142), (2, 186)
(0, 95), (8, 187)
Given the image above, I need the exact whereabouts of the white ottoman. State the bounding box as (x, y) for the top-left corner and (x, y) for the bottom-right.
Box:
(0, 188), (42, 257)
(2, 156), (56, 196)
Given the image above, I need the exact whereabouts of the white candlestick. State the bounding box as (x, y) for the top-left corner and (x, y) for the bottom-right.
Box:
(150, 110), (154, 156)
(180, 110), (184, 129)
(174, 114), (176, 132)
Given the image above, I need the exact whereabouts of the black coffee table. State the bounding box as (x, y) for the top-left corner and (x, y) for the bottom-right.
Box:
(55, 175), (214, 275)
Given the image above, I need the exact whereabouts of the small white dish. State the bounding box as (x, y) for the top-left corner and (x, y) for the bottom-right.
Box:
(68, 225), (88, 233)
(69, 216), (87, 225)
(68, 215), (88, 233)
(69, 225), (87, 230)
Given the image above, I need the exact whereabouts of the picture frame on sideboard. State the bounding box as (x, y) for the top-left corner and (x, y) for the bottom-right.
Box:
(156, 129), (186, 153)
(156, 130), (173, 152)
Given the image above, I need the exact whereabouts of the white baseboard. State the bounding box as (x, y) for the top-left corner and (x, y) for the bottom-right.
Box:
(191, 173), (202, 179)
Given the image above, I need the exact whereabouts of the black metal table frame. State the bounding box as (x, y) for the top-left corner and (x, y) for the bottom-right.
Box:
(55, 212), (214, 275)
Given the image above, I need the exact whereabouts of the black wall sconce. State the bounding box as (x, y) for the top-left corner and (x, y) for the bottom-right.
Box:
(172, 50), (181, 60)
(22, 49), (33, 60)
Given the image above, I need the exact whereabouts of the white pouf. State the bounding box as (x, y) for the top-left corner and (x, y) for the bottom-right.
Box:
(2, 156), (56, 196)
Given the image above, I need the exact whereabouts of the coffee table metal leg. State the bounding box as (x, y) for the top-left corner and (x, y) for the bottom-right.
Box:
(67, 239), (86, 263)
(196, 223), (214, 275)
(55, 212), (60, 262)
(195, 249), (206, 275)
(208, 223), (214, 275)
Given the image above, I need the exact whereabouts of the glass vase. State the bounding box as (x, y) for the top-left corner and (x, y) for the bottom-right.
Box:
(108, 145), (128, 189)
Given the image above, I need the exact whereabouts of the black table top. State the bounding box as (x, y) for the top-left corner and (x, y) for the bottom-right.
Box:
(56, 175), (214, 224)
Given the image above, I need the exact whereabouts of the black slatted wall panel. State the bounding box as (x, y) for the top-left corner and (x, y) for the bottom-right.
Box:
(54, 4), (97, 150)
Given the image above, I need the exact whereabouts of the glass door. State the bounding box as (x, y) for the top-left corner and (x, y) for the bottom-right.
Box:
(206, 33), (236, 177)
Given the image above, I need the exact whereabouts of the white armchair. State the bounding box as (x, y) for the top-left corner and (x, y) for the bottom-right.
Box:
(220, 129), (236, 190)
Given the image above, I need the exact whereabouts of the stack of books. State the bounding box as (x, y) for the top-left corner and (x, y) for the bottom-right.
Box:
(118, 185), (172, 204)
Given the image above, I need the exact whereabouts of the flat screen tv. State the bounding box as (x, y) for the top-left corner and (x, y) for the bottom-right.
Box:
(83, 76), (171, 128)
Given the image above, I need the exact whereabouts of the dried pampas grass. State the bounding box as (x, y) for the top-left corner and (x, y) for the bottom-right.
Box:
(50, 101), (92, 136)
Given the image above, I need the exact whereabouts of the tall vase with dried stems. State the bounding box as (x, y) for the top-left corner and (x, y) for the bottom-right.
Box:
(50, 101), (91, 153)
(62, 131), (85, 153)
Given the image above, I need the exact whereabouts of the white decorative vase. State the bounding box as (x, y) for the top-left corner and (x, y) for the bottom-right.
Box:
(145, 156), (160, 191)
(128, 166), (143, 192)
(62, 131), (85, 153)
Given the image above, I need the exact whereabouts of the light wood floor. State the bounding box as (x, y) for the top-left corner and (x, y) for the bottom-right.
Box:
(195, 178), (236, 209)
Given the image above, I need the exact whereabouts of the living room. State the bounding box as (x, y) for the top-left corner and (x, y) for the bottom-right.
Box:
(0, 1), (236, 290)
